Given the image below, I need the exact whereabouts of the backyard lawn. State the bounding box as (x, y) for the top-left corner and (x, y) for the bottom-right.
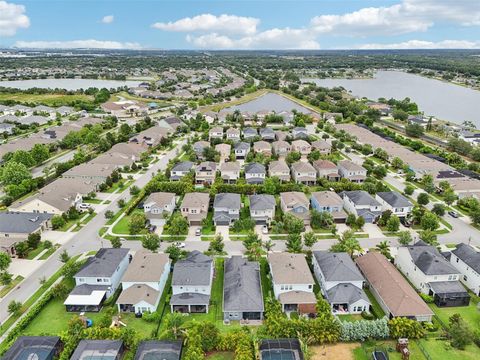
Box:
(418, 339), (479, 360)
(206, 352), (235, 360)
(364, 288), (386, 319)
(353, 340), (425, 360)
(429, 294), (480, 330)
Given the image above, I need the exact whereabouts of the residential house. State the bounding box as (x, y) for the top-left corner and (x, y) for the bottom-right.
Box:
(341, 190), (383, 223)
(158, 116), (183, 132)
(226, 128), (241, 142)
(143, 192), (176, 226)
(10, 178), (97, 215)
(268, 160), (291, 182)
(323, 112), (343, 124)
(220, 161), (241, 184)
(0, 211), (52, 240)
(245, 162), (266, 184)
(213, 193), (241, 226)
(223, 256), (264, 321)
(209, 127), (223, 141)
(311, 191), (347, 223)
(291, 161), (316, 185)
(396, 241), (469, 307)
(180, 192), (210, 226)
(291, 140), (311, 156)
(366, 102), (392, 116)
(338, 160), (367, 183)
(292, 127), (308, 139)
(170, 251), (214, 313)
(193, 141), (210, 160)
(62, 162), (118, 184)
(268, 253), (316, 315)
(313, 160), (340, 181)
(215, 143), (231, 161)
(311, 140), (332, 155)
(356, 252), (434, 321)
(170, 161), (194, 181)
(249, 194), (275, 225)
(243, 127), (258, 141)
(234, 142), (250, 159)
(64, 248), (130, 312)
(272, 140), (291, 157)
(280, 192), (310, 224)
(70, 340), (124, 360)
(312, 251), (370, 314)
(260, 127), (275, 141)
(195, 162), (217, 185)
(376, 191), (413, 219)
(253, 141), (272, 156)
(0, 123), (14, 135)
(117, 251), (171, 314)
(450, 243), (480, 296)
(275, 130), (288, 141)
(277, 111), (294, 125)
(2, 336), (63, 360)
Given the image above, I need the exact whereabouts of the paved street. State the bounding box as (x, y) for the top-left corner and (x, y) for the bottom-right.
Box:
(0, 137), (186, 325)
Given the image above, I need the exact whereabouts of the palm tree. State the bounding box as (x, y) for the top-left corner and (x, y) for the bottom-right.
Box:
(330, 230), (361, 258)
(245, 242), (263, 261)
(263, 239), (275, 252)
(162, 312), (184, 339)
(375, 241), (391, 259)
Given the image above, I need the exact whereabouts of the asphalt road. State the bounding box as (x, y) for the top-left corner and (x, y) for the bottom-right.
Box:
(0, 138), (186, 325)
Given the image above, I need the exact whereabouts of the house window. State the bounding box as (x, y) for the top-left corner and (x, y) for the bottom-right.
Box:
(456, 258), (459, 263)
(464, 275), (468, 281)
(97, 278), (102, 283)
(308, 284), (312, 289)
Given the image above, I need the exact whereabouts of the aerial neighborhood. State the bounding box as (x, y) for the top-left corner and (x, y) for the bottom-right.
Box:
(1, 49), (480, 360)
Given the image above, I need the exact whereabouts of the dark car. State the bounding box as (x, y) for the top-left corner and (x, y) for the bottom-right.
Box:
(148, 225), (157, 233)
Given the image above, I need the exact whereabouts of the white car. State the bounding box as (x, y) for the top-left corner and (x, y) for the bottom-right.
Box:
(78, 203), (91, 210)
(175, 242), (186, 248)
(261, 225), (268, 234)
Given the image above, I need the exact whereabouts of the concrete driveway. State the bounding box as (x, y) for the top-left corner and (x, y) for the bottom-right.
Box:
(363, 223), (385, 238)
(187, 225), (202, 241)
(216, 225), (230, 240)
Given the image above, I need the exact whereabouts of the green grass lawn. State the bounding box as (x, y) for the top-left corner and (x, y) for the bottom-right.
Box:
(38, 244), (60, 260)
(201, 211), (216, 235)
(364, 288), (386, 319)
(353, 340), (425, 360)
(429, 295), (480, 331)
(260, 258), (274, 301)
(337, 314), (363, 322)
(59, 218), (78, 231)
(112, 209), (144, 235)
(418, 339), (478, 360)
(104, 179), (133, 194)
(0, 93), (94, 106)
(83, 198), (103, 204)
(26, 242), (55, 260)
(0, 275), (24, 298)
(206, 352), (235, 360)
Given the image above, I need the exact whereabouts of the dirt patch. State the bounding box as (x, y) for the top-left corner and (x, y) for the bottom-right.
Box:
(311, 343), (360, 360)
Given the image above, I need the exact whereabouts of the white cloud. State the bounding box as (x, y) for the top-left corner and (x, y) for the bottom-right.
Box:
(311, 0), (480, 37)
(354, 39), (480, 50)
(101, 15), (114, 24)
(187, 28), (319, 50)
(152, 14), (259, 35)
(14, 40), (143, 50)
(0, 1), (30, 36)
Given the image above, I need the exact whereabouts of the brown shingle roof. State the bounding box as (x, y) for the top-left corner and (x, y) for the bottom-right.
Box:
(121, 250), (170, 283)
(268, 253), (314, 284)
(355, 252), (433, 318)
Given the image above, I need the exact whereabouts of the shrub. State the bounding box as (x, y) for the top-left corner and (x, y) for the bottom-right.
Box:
(340, 317), (389, 342)
(361, 311), (375, 320)
(420, 293), (434, 303)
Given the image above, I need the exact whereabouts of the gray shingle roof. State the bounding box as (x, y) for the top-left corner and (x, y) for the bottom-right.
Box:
(341, 191), (381, 207)
(75, 248), (129, 278)
(249, 194), (275, 211)
(326, 283), (369, 305)
(223, 256), (264, 313)
(376, 191), (412, 208)
(172, 251), (212, 286)
(452, 243), (480, 274)
(172, 161), (194, 172)
(214, 193), (241, 209)
(408, 242), (459, 276)
(70, 340), (123, 360)
(234, 142), (250, 151)
(428, 280), (468, 295)
(313, 251), (364, 282)
(245, 162), (266, 174)
(0, 212), (52, 234)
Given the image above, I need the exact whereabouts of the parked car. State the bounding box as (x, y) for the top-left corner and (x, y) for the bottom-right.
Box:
(148, 225), (157, 233)
(78, 203), (91, 210)
(448, 211), (459, 218)
(261, 225), (268, 234)
(195, 228), (201, 236)
(174, 242), (186, 248)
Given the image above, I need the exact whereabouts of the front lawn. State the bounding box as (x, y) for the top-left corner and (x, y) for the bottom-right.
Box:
(201, 211), (215, 235)
(112, 209), (144, 235)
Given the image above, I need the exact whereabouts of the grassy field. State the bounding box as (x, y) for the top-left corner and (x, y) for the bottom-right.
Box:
(0, 276), (24, 298)
(429, 294), (480, 331)
(418, 339), (479, 360)
(112, 209), (144, 235)
(0, 93), (94, 106)
(206, 352), (235, 360)
(203, 89), (269, 112)
(353, 340), (425, 360)
(112, 91), (171, 107)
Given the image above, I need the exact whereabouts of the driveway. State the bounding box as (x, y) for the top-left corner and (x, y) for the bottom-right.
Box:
(187, 225), (202, 241)
(216, 225), (230, 240)
(363, 223), (385, 238)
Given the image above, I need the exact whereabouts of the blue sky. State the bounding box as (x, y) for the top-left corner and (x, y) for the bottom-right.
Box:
(1, 0), (479, 50)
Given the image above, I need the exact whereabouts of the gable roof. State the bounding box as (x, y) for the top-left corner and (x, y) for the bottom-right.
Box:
(220, 161), (240, 172)
(376, 191), (412, 208)
(121, 250), (170, 283)
(268, 253), (314, 284)
(245, 162), (266, 174)
(313, 251), (364, 282)
(311, 191), (343, 207)
(291, 161), (315, 173)
(269, 160), (289, 172)
(172, 251), (212, 286)
(342, 191), (381, 207)
(172, 161), (194, 172)
(75, 248), (129, 278)
(249, 194), (275, 211)
(214, 193), (241, 209)
(223, 256), (264, 313)
(144, 192), (175, 208)
(234, 141), (250, 151)
(356, 252), (434, 318)
(181, 192), (209, 209)
(326, 283), (369, 305)
(116, 284), (159, 306)
(338, 160), (366, 172)
(452, 243), (480, 274)
(280, 192), (309, 207)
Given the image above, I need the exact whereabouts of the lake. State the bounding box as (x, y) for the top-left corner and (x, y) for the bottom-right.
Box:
(0, 78), (141, 91)
(230, 92), (313, 113)
(304, 70), (480, 126)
